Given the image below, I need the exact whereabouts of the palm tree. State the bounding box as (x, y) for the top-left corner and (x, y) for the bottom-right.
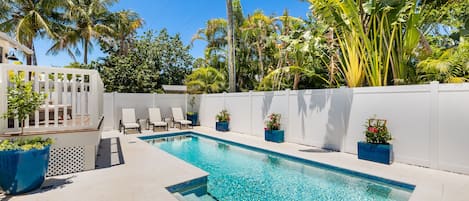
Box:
(226, 0), (236, 92)
(273, 11), (306, 89)
(241, 10), (275, 81)
(185, 67), (226, 94)
(62, 0), (116, 64)
(105, 10), (143, 56)
(192, 18), (227, 70)
(0, 0), (61, 65)
(0, 0), (12, 22)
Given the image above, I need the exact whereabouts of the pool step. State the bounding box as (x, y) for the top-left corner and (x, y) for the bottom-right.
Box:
(175, 193), (217, 201)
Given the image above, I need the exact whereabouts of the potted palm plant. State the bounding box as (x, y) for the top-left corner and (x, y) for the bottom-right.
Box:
(215, 109), (230, 132)
(264, 113), (284, 143)
(186, 95), (198, 126)
(0, 74), (53, 194)
(358, 117), (393, 164)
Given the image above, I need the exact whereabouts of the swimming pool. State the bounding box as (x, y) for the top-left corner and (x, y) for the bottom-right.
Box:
(141, 132), (414, 201)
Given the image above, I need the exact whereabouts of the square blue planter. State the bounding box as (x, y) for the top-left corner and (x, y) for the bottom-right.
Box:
(215, 122), (229, 132)
(357, 142), (393, 165)
(187, 113), (199, 126)
(265, 130), (284, 143)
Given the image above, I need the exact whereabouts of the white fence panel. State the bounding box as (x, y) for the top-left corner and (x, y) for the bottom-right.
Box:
(250, 91), (288, 137)
(114, 93), (153, 129)
(102, 93), (188, 130)
(344, 85), (432, 167)
(224, 93), (251, 134)
(199, 94), (224, 129)
(288, 88), (351, 150)
(154, 94), (188, 118)
(437, 84), (469, 173)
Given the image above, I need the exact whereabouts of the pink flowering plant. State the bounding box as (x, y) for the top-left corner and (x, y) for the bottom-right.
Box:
(365, 117), (392, 144)
(265, 113), (281, 130)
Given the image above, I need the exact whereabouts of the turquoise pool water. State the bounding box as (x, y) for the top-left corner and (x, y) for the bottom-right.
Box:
(143, 133), (413, 201)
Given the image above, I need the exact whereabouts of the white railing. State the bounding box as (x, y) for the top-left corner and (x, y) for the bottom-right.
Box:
(0, 64), (104, 133)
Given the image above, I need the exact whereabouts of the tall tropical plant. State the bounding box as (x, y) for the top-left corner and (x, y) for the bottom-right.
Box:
(192, 19), (228, 71)
(241, 10), (275, 81)
(61, 0), (116, 64)
(185, 67), (226, 94)
(0, 0), (61, 65)
(105, 10), (143, 56)
(309, 0), (420, 87)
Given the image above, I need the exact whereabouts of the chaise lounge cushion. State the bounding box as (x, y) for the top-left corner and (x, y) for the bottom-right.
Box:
(123, 122), (140, 128)
(176, 120), (192, 125)
(151, 121), (167, 126)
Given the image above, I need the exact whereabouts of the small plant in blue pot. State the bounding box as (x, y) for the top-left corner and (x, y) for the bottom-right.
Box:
(264, 113), (284, 143)
(215, 109), (230, 132)
(0, 74), (53, 194)
(358, 117), (393, 164)
(186, 96), (198, 126)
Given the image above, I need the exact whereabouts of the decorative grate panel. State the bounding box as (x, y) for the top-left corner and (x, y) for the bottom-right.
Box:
(47, 146), (85, 177)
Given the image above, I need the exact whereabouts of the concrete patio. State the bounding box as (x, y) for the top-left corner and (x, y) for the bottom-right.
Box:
(2, 127), (469, 201)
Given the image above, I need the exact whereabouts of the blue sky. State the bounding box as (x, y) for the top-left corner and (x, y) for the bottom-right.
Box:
(32, 0), (311, 67)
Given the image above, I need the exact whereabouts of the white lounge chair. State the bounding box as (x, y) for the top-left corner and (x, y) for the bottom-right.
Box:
(148, 108), (168, 131)
(171, 107), (192, 129)
(119, 108), (141, 134)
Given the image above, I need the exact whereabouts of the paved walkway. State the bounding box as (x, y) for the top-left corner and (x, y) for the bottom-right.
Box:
(2, 127), (469, 201)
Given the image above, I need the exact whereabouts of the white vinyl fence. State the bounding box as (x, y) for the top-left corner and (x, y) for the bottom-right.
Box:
(0, 64), (104, 133)
(102, 93), (190, 130)
(198, 82), (469, 175)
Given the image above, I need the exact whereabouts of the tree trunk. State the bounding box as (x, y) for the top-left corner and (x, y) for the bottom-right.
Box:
(84, 40), (89, 64)
(293, 73), (301, 90)
(327, 28), (337, 87)
(257, 42), (264, 81)
(26, 38), (33, 65)
(32, 42), (37, 66)
(226, 0), (236, 92)
(21, 119), (25, 134)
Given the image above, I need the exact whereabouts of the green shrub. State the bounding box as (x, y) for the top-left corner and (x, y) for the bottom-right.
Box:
(0, 137), (53, 151)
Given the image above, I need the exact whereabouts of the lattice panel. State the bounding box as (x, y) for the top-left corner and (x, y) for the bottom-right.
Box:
(47, 146), (85, 177)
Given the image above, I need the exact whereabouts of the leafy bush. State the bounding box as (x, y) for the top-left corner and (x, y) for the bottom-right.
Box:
(2, 74), (47, 134)
(364, 118), (392, 144)
(265, 113), (281, 130)
(0, 137), (53, 151)
(216, 110), (230, 122)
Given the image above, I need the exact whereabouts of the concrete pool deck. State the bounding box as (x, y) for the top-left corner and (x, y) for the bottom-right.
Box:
(2, 127), (469, 201)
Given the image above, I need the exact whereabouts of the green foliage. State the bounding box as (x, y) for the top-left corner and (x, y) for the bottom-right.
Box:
(94, 29), (193, 93)
(216, 110), (230, 122)
(0, 137), (53, 151)
(185, 67), (226, 94)
(0, 0), (61, 65)
(417, 40), (469, 83)
(365, 118), (392, 144)
(265, 113), (281, 130)
(2, 74), (47, 134)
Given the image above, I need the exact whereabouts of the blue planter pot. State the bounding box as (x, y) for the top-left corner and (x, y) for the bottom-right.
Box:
(357, 142), (393, 164)
(0, 146), (51, 195)
(265, 130), (284, 143)
(187, 113), (199, 126)
(216, 122), (229, 132)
